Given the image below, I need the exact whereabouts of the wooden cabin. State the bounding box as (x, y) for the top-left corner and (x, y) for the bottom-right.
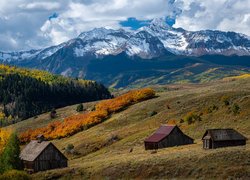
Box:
(144, 125), (194, 150)
(20, 135), (68, 173)
(202, 129), (247, 149)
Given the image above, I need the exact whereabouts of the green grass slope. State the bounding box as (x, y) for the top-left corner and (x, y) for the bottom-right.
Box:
(9, 77), (250, 179)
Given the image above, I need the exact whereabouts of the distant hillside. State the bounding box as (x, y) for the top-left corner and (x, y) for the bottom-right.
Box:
(85, 53), (250, 88)
(0, 64), (111, 125)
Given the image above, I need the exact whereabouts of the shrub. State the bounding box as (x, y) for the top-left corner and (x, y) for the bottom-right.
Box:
(205, 105), (219, 114)
(221, 95), (230, 106)
(183, 111), (202, 125)
(232, 103), (240, 115)
(106, 134), (120, 145)
(149, 111), (157, 117)
(212, 105), (219, 111)
(0, 170), (30, 180)
(66, 144), (74, 151)
(50, 108), (57, 119)
(65, 144), (75, 154)
(76, 104), (84, 112)
(179, 119), (184, 123)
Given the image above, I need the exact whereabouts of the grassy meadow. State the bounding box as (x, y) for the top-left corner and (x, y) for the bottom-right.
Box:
(7, 77), (250, 179)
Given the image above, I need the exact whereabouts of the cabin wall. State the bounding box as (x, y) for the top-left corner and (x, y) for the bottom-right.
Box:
(23, 161), (35, 172)
(212, 140), (246, 149)
(34, 144), (67, 172)
(144, 142), (158, 150)
(158, 128), (193, 148)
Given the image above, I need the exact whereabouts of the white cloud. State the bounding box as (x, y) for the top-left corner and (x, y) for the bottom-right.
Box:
(0, 0), (249, 51)
(19, 2), (61, 10)
(40, 0), (178, 46)
(174, 0), (250, 35)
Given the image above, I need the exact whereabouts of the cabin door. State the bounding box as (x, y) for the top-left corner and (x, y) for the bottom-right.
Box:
(204, 139), (212, 149)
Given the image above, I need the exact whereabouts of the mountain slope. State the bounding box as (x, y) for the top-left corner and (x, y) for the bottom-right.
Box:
(8, 77), (250, 179)
(0, 18), (249, 88)
(0, 65), (111, 124)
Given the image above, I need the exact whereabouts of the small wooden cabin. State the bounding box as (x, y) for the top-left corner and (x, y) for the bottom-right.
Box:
(20, 135), (68, 173)
(202, 129), (247, 149)
(144, 125), (194, 150)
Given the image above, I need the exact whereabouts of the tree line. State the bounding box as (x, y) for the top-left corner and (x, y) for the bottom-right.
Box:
(0, 67), (111, 125)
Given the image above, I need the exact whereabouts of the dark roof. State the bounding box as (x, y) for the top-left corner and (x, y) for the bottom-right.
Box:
(144, 125), (176, 143)
(202, 129), (247, 141)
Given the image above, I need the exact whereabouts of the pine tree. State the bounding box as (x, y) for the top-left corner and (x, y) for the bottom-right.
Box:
(76, 103), (84, 112)
(0, 133), (22, 173)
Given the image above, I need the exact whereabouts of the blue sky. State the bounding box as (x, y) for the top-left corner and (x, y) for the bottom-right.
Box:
(0, 0), (249, 51)
(120, 17), (176, 29)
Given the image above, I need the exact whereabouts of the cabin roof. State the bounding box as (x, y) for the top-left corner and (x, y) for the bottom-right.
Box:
(20, 140), (52, 161)
(202, 129), (247, 141)
(144, 125), (176, 143)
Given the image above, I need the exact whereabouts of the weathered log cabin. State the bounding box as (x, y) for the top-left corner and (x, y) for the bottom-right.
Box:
(202, 129), (247, 149)
(144, 125), (194, 150)
(20, 135), (68, 173)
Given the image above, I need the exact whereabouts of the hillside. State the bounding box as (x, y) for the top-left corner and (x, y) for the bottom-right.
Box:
(85, 53), (250, 88)
(8, 76), (250, 179)
(0, 64), (111, 125)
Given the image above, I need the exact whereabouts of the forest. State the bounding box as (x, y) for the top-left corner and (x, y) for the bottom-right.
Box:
(0, 65), (111, 125)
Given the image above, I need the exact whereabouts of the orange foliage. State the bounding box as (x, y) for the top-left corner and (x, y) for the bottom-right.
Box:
(167, 119), (177, 125)
(19, 88), (155, 143)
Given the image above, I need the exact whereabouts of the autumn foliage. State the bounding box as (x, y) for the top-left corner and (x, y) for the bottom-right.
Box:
(0, 128), (11, 155)
(19, 88), (155, 143)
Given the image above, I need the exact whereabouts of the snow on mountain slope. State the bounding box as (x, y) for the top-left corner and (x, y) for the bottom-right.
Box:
(0, 18), (250, 66)
(126, 30), (167, 58)
(73, 28), (130, 57)
(0, 50), (41, 62)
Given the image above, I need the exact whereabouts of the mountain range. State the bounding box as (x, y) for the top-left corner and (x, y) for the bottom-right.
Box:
(0, 18), (250, 88)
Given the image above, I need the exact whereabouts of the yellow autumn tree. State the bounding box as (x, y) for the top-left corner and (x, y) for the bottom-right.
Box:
(0, 128), (11, 154)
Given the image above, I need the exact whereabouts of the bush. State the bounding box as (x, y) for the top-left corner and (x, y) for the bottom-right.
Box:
(183, 111), (202, 125)
(50, 108), (57, 119)
(232, 103), (240, 115)
(149, 111), (157, 117)
(76, 104), (84, 112)
(212, 105), (219, 111)
(221, 95), (230, 106)
(179, 119), (184, 123)
(0, 170), (30, 180)
(65, 144), (75, 154)
(205, 105), (219, 114)
(66, 144), (74, 151)
(105, 134), (120, 146)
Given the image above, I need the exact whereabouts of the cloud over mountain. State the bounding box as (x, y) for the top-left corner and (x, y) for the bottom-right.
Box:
(0, 0), (249, 51)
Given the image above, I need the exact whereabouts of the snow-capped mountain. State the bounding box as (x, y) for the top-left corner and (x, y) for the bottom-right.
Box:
(0, 18), (249, 87)
(1, 17), (250, 64)
(0, 49), (41, 62)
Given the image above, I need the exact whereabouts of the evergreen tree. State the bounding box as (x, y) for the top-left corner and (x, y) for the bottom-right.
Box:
(0, 73), (111, 124)
(0, 133), (22, 174)
(76, 103), (84, 112)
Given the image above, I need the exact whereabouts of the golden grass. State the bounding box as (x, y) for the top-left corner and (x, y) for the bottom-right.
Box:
(7, 78), (250, 179)
(223, 73), (250, 81)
